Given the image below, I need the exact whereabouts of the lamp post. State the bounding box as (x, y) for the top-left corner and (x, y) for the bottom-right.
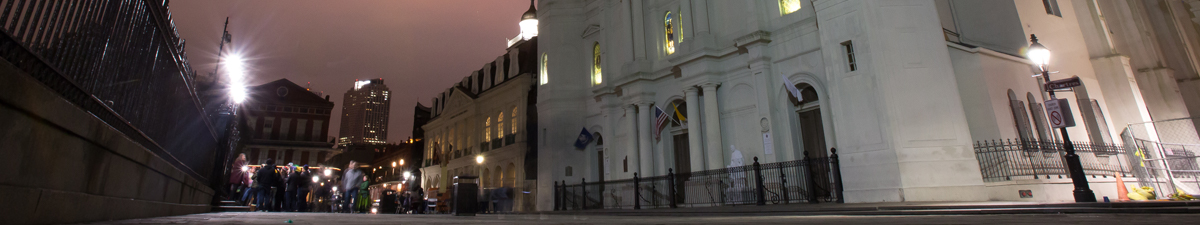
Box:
(1027, 34), (1096, 202)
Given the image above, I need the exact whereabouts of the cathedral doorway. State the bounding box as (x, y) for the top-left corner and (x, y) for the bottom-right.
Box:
(790, 83), (831, 199)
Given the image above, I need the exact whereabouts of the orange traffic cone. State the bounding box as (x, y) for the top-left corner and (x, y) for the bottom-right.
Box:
(1115, 172), (1130, 201)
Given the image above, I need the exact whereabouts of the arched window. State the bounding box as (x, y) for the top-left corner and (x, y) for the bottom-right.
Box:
(511, 107), (518, 134)
(484, 117), (492, 141)
(539, 53), (548, 85)
(664, 11), (675, 55)
(592, 42), (602, 85)
(498, 112), (505, 138)
(779, 0), (801, 15)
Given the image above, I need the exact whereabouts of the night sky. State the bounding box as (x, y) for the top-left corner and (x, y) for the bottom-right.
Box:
(171, 0), (534, 142)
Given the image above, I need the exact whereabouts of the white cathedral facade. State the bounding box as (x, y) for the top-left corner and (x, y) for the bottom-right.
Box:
(533, 0), (1200, 210)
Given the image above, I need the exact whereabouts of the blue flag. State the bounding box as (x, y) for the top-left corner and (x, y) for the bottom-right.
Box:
(574, 128), (594, 149)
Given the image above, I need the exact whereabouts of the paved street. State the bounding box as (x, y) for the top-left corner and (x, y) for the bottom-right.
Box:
(80, 212), (1200, 224)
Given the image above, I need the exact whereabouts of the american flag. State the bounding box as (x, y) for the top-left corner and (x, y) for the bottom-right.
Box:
(653, 105), (669, 140)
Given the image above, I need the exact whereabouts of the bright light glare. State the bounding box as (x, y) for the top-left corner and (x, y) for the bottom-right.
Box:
(403, 171), (412, 180)
(240, 165), (249, 172)
(399, 159), (404, 166)
(224, 54), (249, 104)
(332, 187), (338, 192)
(520, 19), (539, 40)
(1027, 45), (1050, 67)
(476, 155), (484, 164)
(324, 169), (332, 177)
(354, 80), (371, 90)
(371, 208), (378, 214)
(312, 176), (319, 183)
(230, 85), (247, 104)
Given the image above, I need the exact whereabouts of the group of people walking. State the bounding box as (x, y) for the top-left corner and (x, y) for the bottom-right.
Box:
(227, 157), (427, 214)
(241, 158), (314, 212)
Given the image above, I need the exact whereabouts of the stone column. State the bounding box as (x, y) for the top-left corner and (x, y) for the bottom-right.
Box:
(625, 105), (640, 175)
(684, 87), (705, 171)
(637, 102), (654, 176)
(701, 83), (723, 169)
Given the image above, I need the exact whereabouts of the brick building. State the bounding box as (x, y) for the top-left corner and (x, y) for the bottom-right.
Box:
(239, 79), (338, 166)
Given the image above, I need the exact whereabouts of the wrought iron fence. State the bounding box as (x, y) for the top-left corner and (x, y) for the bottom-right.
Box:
(0, 0), (216, 181)
(555, 148), (843, 210)
(973, 139), (1129, 182)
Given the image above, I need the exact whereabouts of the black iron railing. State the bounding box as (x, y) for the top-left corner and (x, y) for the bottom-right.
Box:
(555, 148), (844, 210)
(973, 139), (1129, 182)
(0, 0), (216, 182)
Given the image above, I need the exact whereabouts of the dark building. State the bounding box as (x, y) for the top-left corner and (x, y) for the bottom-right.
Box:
(339, 78), (392, 146)
(239, 79), (337, 166)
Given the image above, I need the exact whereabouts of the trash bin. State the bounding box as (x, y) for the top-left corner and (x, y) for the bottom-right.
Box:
(452, 175), (479, 216)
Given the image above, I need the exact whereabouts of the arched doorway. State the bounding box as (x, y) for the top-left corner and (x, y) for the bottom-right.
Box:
(494, 166), (503, 188)
(594, 133), (604, 184)
(790, 83), (827, 158)
(482, 168), (491, 188)
(788, 82), (832, 200)
(667, 100), (691, 173)
(504, 163), (517, 187)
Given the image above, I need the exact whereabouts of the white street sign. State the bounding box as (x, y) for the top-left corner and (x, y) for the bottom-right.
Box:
(1045, 99), (1075, 128)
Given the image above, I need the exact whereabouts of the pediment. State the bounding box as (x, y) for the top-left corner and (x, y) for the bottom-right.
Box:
(581, 24), (602, 38)
(442, 87), (476, 112)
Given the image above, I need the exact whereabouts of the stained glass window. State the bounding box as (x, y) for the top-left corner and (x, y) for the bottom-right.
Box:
(592, 42), (602, 85)
(780, 0), (801, 15)
(665, 11), (675, 54)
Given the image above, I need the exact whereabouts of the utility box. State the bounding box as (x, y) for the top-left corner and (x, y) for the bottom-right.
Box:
(452, 175), (479, 216)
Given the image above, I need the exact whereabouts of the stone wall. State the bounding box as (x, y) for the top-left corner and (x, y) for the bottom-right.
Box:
(0, 58), (212, 224)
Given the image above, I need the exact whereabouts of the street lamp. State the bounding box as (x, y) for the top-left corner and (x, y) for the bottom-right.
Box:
(1027, 34), (1096, 202)
(224, 54), (249, 104)
(476, 155), (484, 164)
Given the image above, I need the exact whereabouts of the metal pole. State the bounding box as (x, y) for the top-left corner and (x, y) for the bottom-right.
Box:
(1043, 68), (1096, 202)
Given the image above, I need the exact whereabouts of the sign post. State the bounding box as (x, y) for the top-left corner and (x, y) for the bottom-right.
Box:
(1044, 98), (1075, 128)
(1044, 76), (1082, 90)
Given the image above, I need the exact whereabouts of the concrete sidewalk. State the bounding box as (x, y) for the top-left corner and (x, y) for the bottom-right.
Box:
(542, 201), (1200, 216)
(80, 212), (1200, 225)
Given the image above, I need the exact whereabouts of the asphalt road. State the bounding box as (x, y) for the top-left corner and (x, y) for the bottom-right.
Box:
(79, 212), (1200, 224)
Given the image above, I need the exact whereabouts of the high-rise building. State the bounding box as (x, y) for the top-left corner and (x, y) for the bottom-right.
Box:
(339, 78), (391, 145)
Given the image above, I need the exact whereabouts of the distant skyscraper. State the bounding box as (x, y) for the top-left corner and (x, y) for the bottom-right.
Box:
(339, 78), (391, 145)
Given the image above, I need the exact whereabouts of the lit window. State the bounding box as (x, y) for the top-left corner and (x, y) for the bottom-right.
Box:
(592, 42), (602, 85)
(780, 0), (801, 15)
(540, 53), (548, 85)
(484, 117), (491, 141)
(841, 41), (856, 72)
(664, 11), (675, 55)
(511, 107), (518, 134)
(498, 112), (505, 138)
